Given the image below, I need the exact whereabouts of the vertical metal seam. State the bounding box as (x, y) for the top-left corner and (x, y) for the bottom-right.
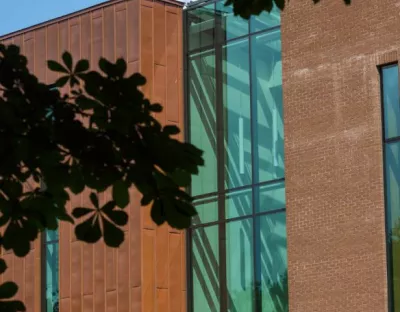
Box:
(182, 6), (195, 312)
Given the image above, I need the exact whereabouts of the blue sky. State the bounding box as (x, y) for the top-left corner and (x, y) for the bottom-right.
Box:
(0, 0), (108, 36)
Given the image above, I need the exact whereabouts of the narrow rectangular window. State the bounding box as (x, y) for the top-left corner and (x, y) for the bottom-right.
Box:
(381, 63), (400, 312)
(39, 148), (59, 312)
(42, 230), (59, 312)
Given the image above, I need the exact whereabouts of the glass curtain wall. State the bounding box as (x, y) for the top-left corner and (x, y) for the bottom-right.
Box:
(186, 2), (287, 311)
(381, 64), (400, 312)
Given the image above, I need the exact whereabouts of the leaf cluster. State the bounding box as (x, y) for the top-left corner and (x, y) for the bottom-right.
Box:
(0, 44), (204, 310)
(225, 0), (351, 19)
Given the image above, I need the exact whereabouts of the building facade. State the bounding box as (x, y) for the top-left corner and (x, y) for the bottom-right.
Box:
(1, 0), (400, 311)
(0, 1), (186, 311)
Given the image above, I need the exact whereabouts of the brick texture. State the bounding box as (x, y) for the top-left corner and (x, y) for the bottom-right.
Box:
(281, 1), (397, 311)
(0, 0), (185, 311)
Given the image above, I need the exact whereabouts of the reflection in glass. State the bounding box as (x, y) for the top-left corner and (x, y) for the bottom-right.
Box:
(192, 226), (220, 312)
(45, 236), (59, 312)
(193, 196), (219, 225)
(256, 213), (288, 311)
(251, 30), (284, 183)
(223, 39), (252, 189)
(188, 4), (215, 51)
(187, 2), (287, 310)
(189, 50), (218, 196)
(225, 187), (252, 219)
(256, 181), (285, 213)
(382, 65), (400, 140)
(385, 142), (400, 311)
(226, 218), (254, 312)
(216, 0), (248, 41)
(46, 229), (59, 242)
(250, 4), (280, 33)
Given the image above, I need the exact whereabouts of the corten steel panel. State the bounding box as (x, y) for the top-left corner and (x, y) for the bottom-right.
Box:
(139, 2), (186, 312)
(34, 28), (46, 82)
(23, 33), (34, 73)
(156, 223), (169, 289)
(71, 241), (82, 311)
(83, 294), (94, 312)
(142, 229), (156, 312)
(168, 233), (181, 312)
(46, 24), (59, 83)
(280, 1), (400, 311)
(165, 10), (179, 124)
(117, 240), (130, 312)
(13, 257), (24, 302)
(106, 247), (117, 292)
(107, 290), (118, 312)
(115, 6), (128, 60)
(24, 252), (35, 309)
(157, 288), (169, 311)
(60, 297), (71, 312)
(154, 2), (166, 66)
(81, 14), (92, 62)
(104, 6), (115, 61)
(0, 0), (185, 311)
(127, 0), (140, 63)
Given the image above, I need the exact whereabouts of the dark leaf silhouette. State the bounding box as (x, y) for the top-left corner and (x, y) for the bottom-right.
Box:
(225, 0), (351, 18)
(0, 282), (18, 299)
(112, 181), (130, 209)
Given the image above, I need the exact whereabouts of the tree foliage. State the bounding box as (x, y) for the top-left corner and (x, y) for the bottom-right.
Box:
(0, 43), (203, 311)
(225, 0), (351, 19)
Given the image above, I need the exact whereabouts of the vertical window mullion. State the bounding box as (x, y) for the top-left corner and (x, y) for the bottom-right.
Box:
(41, 233), (47, 312)
(215, 3), (228, 310)
(249, 33), (260, 312)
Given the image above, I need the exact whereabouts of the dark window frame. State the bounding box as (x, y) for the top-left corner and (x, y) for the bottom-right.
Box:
(380, 62), (400, 312)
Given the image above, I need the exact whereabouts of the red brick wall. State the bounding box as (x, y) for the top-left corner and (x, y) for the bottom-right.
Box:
(0, 0), (186, 311)
(280, 0), (399, 311)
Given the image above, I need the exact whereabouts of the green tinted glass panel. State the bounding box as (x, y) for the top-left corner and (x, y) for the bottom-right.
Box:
(225, 187), (252, 219)
(189, 49), (218, 196)
(251, 30), (284, 183)
(46, 229), (59, 242)
(46, 241), (59, 312)
(188, 4), (215, 51)
(223, 39), (252, 189)
(226, 218), (254, 311)
(250, 5), (280, 33)
(257, 213), (288, 311)
(216, 0), (248, 41)
(256, 181), (285, 213)
(192, 226), (220, 312)
(385, 141), (400, 311)
(382, 65), (400, 139)
(193, 196), (219, 225)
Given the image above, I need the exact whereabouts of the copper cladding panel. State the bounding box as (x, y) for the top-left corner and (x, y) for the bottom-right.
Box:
(0, 0), (185, 311)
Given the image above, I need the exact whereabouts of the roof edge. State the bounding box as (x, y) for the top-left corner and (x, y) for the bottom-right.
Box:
(0, 0), (184, 41)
